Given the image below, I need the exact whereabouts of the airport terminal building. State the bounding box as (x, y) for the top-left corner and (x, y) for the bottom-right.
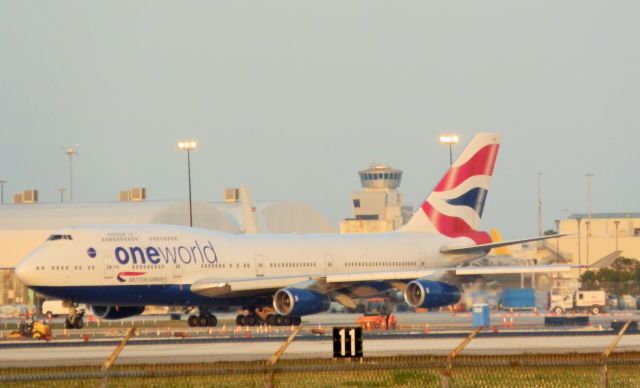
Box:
(0, 197), (335, 306)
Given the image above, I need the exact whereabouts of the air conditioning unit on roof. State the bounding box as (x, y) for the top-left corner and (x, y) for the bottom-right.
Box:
(119, 190), (131, 202)
(225, 188), (239, 203)
(131, 187), (146, 202)
(22, 190), (38, 204)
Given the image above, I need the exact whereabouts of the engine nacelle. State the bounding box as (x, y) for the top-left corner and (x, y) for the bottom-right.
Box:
(273, 288), (331, 316)
(90, 305), (145, 320)
(404, 280), (460, 309)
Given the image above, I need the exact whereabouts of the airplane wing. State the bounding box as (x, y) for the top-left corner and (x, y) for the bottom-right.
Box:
(440, 234), (566, 255)
(190, 264), (573, 299)
(191, 275), (314, 297)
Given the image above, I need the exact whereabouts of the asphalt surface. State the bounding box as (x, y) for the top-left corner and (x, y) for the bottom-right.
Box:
(1, 311), (639, 367)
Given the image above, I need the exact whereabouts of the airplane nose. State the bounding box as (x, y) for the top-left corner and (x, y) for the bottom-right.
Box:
(15, 253), (37, 286)
(14, 261), (29, 284)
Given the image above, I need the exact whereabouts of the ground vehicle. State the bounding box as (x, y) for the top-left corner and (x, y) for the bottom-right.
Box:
(64, 307), (85, 329)
(15, 319), (51, 339)
(355, 298), (397, 330)
(42, 299), (68, 318)
(549, 289), (606, 315)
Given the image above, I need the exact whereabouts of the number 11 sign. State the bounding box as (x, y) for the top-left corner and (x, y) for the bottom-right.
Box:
(333, 326), (363, 358)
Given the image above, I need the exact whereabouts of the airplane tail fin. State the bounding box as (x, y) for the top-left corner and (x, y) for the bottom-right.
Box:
(399, 133), (501, 244)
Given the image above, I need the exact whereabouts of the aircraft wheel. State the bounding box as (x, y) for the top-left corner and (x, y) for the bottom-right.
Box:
(64, 318), (74, 329)
(246, 314), (256, 326)
(198, 315), (209, 327)
(292, 316), (302, 326)
(275, 315), (286, 326)
(187, 315), (199, 327)
(74, 317), (84, 329)
(208, 315), (218, 327)
(236, 314), (246, 327)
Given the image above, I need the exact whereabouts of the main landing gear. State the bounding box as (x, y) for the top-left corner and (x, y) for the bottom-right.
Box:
(235, 307), (301, 327)
(63, 303), (85, 329)
(187, 307), (218, 327)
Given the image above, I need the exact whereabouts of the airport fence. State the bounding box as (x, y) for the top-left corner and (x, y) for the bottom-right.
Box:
(3, 352), (640, 387)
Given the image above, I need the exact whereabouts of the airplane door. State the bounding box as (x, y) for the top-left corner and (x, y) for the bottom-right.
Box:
(102, 253), (115, 279)
(255, 254), (264, 277)
(324, 253), (334, 274)
(419, 253), (428, 268)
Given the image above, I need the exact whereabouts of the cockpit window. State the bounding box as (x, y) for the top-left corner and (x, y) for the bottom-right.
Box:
(47, 234), (73, 241)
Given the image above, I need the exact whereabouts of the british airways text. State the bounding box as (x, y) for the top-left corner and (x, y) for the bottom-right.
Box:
(114, 241), (218, 265)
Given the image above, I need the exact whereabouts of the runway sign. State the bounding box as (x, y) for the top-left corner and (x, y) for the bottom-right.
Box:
(333, 326), (363, 358)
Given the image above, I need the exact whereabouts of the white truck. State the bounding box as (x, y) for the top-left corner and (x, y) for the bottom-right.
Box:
(549, 289), (606, 315)
(42, 300), (69, 318)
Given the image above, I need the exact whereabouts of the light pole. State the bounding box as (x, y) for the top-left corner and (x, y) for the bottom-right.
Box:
(537, 172), (543, 237)
(585, 220), (591, 268)
(554, 219), (560, 263)
(178, 141), (197, 227)
(439, 134), (459, 165)
(614, 220), (620, 251)
(0, 180), (6, 205)
(65, 146), (79, 202)
(586, 173), (594, 227)
(57, 188), (66, 203)
(576, 217), (582, 275)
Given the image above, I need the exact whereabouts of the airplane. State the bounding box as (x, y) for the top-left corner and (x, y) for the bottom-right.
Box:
(14, 133), (570, 329)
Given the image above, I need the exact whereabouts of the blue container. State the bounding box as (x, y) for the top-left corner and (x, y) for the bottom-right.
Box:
(472, 303), (490, 328)
(500, 288), (536, 309)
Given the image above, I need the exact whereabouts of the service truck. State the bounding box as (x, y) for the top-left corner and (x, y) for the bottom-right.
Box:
(549, 289), (606, 315)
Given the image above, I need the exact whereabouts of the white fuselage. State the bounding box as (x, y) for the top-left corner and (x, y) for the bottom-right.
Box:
(15, 224), (477, 307)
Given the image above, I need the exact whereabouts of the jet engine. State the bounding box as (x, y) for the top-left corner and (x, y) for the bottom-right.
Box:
(273, 288), (331, 316)
(404, 280), (460, 309)
(90, 305), (145, 320)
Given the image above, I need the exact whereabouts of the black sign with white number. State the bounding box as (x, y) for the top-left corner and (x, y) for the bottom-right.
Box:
(333, 326), (363, 358)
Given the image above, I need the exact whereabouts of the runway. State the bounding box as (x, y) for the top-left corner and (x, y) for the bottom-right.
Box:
(2, 311), (639, 367)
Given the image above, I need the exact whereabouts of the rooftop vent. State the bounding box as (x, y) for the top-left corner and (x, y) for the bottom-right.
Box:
(14, 190), (38, 204)
(119, 187), (146, 202)
(225, 188), (240, 203)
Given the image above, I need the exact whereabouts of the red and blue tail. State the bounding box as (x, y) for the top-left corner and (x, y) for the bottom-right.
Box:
(400, 133), (501, 244)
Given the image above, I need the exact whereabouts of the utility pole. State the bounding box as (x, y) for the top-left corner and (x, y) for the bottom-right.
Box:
(554, 219), (560, 263)
(577, 217), (582, 275)
(0, 180), (6, 205)
(65, 146), (79, 202)
(537, 172), (543, 237)
(586, 173), (594, 230)
(58, 188), (66, 203)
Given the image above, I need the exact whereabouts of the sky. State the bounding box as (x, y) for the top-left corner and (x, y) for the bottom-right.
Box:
(1, 1), (639, 238)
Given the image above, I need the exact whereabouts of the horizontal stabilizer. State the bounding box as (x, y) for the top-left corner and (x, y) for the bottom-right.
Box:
(440, 234), (566, 255)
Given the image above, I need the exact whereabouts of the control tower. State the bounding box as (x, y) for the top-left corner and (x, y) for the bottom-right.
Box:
(340, 164), (413, 234)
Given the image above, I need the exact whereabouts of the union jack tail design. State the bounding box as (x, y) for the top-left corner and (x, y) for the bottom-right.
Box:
(400, 133), (501, 244)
